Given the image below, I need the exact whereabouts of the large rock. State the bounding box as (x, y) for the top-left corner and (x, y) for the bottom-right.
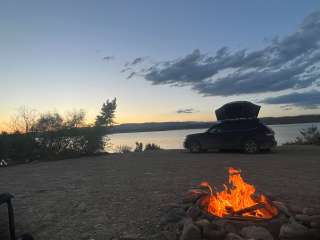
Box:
(279, 220), (311, 239)
(186, 206), (201, 220)
(195, 219), (210, 230)
(273, 201), (292, 217)
(240, 226), (274, 240)
(180, 220), (202, 240)
(295, 214), (320, 225)
(224, 233), (245, 240)
(203, 229), (226, 240)
(160, 206), (187, 225)
(202, 222), (226, 240)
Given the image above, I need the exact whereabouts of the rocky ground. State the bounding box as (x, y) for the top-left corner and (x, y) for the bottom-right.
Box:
(0, 145), (320, 240)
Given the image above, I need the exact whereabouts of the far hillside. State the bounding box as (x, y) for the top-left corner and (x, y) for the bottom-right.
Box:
(110, 114), (320, 134)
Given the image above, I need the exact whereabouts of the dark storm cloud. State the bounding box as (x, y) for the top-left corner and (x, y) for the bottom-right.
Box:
(140, 11), (320, 96)
(176, 108), (197, 114)
(261, 90), (320, 108)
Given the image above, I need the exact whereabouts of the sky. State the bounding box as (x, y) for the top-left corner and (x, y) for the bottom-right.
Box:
(1, 0), (320, 130)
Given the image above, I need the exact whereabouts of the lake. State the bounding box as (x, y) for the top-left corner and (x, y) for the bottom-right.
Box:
(107, 122), (320, 151)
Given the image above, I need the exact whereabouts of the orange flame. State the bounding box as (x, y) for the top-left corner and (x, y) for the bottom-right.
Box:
(199, 167), (278, 219)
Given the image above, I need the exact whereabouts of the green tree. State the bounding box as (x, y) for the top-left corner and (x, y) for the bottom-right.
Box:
(34, 112), (64, 132)
(65, 109), (86, 128)
(95, 98), (117, 127)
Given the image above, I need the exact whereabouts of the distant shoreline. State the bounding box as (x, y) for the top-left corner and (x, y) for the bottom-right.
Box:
(110, 114), (320, 134)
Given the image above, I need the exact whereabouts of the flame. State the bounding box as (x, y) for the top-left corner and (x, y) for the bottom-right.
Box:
(199, 167), (278, 219)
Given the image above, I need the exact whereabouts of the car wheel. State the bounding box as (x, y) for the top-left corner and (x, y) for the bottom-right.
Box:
(244, 140), (259, 153)
(189, 141), (201, 153)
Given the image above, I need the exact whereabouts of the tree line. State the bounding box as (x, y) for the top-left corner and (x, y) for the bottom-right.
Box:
(0, 98), (117, 165)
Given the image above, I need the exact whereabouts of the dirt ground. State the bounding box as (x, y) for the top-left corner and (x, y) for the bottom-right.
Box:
(0, 145), (320, 240)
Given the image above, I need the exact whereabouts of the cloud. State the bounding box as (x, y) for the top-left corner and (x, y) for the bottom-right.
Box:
(102, 56), (115, 61)
(139, 11), (320, 97)
(260, 90), (320, 108)
(124, 57), (147, 67)
(131, 57), (145, 65)
(176, 108), (198, 114)
(126, 72), (136, 79)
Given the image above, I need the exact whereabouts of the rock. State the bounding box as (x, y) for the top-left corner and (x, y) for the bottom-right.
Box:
(303, 208), (320, 216)
(224, 233), (245, 240)
(273, 201), (292, 217)
(240, 226), (273, 240)
(279, 220), (310, 239)
(223, 222), (238, 235)
(203, 228), (226, 240)
(295, 214), (320, 224)
(195, 219), (210, 230)
(182, 189), (208, 204)
(160, 206), (187, 225)
(186, 206), (201, 220)
(202, 222), (226, 240)
(180, 221), (202, 240)
(200, 211), (217, 222)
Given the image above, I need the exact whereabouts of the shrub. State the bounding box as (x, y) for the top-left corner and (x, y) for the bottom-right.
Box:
(286, 126), (320, 145)
(134, 142), (143, 152)
(144, 143), (161, 151)
(294, 126), (320, 145)
(0, 126), (106, 165)
(115, 145), (132, 154)
(0, 132), (38, 163)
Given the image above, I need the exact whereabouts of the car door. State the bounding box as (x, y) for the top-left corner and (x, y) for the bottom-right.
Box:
(219, 122), (238, 149)
(200, 124), (223, 149)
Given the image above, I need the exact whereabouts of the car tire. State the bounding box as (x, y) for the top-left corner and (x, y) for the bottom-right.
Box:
(244, 140), (259, 154)
(189, 141), (201, 153)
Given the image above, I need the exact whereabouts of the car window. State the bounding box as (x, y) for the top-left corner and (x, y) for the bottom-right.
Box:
(208, 124), (222, 133)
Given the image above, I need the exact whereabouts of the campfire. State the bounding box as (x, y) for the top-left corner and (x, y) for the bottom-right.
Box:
(159, 166), (320, 240)
(197, 167), (278, 220)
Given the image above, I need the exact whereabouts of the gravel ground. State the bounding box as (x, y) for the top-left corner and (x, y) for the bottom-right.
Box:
(0, 145), (320, 240)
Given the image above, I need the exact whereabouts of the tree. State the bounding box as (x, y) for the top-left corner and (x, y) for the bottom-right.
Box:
(95, 98), (117, 127)
(65, 109), (86, 128)
(34, 112), (64, 132)
(8, 106), (38, 133)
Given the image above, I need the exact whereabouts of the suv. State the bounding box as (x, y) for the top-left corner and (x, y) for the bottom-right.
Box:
(184, 119), (276, 153)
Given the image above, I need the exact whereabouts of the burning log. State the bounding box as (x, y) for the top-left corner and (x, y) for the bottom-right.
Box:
(233, 202), (266, 216)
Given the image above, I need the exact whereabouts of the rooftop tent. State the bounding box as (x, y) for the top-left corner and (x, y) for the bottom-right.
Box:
(215, 101), (261, 121)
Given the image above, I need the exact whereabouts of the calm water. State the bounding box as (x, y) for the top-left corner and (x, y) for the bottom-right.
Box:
(108, 122), (320, 151)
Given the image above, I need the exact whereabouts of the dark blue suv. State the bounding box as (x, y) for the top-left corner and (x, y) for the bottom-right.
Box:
(184, 118), (276, 153)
